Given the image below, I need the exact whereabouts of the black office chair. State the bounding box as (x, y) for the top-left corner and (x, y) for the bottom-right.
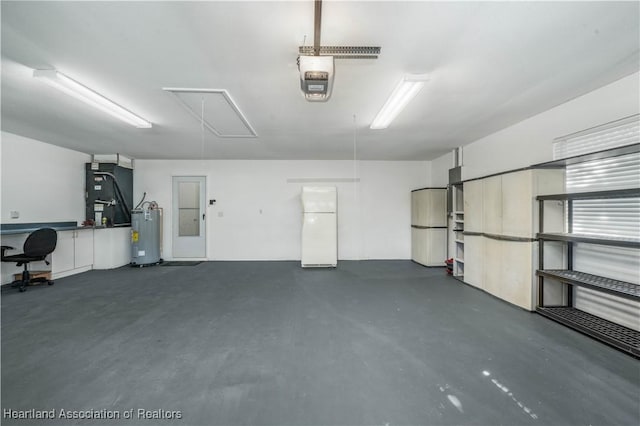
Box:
(1, 228), (57, 292)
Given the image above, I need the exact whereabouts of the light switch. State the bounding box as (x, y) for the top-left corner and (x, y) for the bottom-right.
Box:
(10, 211), (19, 219)
(218, 212), (224, 217)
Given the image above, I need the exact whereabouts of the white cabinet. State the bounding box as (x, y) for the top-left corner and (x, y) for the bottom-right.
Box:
(412, 189), (447, 227)
(75, 229), (94, 269)
(464, 234), (483, 289)
(482, 237), (502, 298)
(502, 241), (535, 309)
(426, 190), (447, 226)
(52, 229), (94, 278)
(483, 175), (503, 235)
(412, 228), (446, 267)
(502, 169), (565, 238)
(93, 227), (131, 269)
(463, 180), (483, 233)
(52, 231), (75, 275)
(502, 170), (533, 238)
(411, 191), (419, 226)
(411, 188), (447, 267)
(468, 169), (564, 238)
(462, 169), (565, 311)
(483, 239), (536, 310)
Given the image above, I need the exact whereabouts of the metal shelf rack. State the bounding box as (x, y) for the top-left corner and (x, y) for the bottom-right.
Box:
(537, 186), (640, 357)
(536, 307), (640, 356)
(537, 270), (639, 299)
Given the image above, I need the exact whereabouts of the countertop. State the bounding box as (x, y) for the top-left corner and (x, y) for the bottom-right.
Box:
(1, 222), (130, 235)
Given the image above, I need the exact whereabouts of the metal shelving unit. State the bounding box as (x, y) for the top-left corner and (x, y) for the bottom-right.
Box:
(537, 270), (639, 299)
(537, 232), (640, 248)
(536, 307), (640, 356)
(537, 187), (640, 357)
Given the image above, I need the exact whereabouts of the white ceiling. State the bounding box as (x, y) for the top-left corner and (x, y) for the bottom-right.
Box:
(1, 1), (639, 160)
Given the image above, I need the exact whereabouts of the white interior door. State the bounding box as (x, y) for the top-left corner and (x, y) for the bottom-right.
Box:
(172, 176), (206, 258)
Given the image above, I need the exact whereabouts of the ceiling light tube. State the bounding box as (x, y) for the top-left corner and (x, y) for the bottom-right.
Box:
(33, 69), (152, 128)
(370, 74), (429, 130)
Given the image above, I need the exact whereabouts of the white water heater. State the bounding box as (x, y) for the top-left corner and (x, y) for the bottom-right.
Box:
(131, 205), (162, 266)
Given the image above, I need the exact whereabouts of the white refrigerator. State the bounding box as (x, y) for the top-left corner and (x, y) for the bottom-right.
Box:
(301, 186), (337, 268)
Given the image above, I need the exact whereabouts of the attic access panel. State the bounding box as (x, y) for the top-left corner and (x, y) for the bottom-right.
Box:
(163, 88), (257, 138)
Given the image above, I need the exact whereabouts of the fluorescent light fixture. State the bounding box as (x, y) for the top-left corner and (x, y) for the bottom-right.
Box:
(33, 69), (151, 128)
(370, 74), (429, 130)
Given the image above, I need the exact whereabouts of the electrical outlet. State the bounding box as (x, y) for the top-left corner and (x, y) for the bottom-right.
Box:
(10, 211), (19, 219)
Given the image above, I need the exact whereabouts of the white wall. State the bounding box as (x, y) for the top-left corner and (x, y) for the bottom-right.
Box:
(431, 151), (453, 187)
(1, 131), (91, 284)
(1, 131), (90, 224)
(134, 160), (429, 261)
(431, 72), (640, 181)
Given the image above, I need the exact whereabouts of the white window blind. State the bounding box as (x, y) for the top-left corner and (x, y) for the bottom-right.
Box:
(565, 154), (640, 192)
(553, 114), (639, 160)
(559, 116), (640, 330)
(569, 154), (640, 239)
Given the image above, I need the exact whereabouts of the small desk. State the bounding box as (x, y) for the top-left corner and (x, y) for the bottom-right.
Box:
(1, 222), (131, 284)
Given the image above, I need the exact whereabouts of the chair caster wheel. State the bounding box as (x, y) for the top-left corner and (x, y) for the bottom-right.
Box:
(19, 287), (26, 292)
(48, 280), (54, 285)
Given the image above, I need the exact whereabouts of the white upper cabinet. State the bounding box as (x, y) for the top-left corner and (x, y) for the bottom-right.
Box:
(426, 189), (447, 227)
(483, 175), (503, 235)
(412, 188), (446, 227)
(469, 169), (564, 239)
(411, 191), (419, 225)
(502, 169), (534, 238)
(501, 168), (566, 238)
(463, 180), (483, 233)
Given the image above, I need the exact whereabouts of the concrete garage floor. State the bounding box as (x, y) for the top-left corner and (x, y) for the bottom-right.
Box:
(1, 261), (639, 426)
